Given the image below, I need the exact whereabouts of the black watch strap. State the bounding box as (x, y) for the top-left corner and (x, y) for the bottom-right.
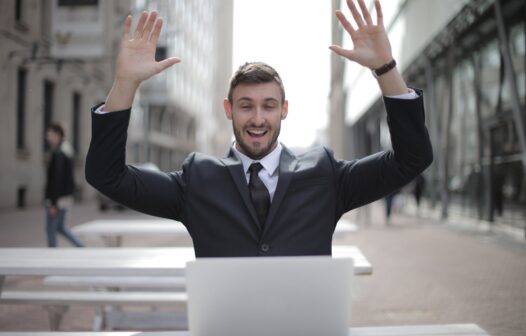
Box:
(372, 59), (397, 78)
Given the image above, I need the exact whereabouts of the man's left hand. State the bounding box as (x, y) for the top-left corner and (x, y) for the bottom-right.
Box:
(330, 0), (392, 70)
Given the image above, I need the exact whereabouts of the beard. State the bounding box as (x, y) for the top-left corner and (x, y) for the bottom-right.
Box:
(232, 121), (281, 160)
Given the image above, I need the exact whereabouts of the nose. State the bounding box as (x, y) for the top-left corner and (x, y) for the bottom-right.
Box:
(251, 107), (265, 126)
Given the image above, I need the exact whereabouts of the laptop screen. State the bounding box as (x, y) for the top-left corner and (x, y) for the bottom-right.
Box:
(186, 256), (353, 336)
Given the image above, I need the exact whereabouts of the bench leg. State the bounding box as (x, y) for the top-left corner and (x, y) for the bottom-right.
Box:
(44, 305), (69, 330)
(93, 305), (106, 331)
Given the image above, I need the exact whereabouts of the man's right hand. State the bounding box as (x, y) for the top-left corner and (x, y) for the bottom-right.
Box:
(105, 11), (181, 112)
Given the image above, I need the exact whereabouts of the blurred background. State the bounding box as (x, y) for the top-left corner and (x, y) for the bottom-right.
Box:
(0, 0), (524, 236)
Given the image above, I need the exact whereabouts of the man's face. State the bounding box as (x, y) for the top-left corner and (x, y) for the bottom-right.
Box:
(46, 130), (61, 149)
(224, 82), (288, 160)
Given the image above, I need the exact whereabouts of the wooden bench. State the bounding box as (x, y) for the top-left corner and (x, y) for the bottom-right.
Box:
(0, 290), (187, 331)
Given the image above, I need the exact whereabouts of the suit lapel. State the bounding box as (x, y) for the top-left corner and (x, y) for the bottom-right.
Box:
(220, 149), (261, 232)
(264, 146), (298, 232)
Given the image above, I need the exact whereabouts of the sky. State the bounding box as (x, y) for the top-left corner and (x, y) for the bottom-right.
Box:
(232, 0), (332, 148)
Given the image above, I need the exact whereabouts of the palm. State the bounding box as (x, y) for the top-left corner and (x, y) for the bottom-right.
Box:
(118, 39), (160, 83)
(116, 11), (180, 84)
(330, 0), (392, 69)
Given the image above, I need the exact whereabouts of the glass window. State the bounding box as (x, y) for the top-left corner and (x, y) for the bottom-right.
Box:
(479, 39), (501, 118)
(16, 68), (27, 150)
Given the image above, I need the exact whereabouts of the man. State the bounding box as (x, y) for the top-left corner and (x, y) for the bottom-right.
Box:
(45, 123), (84, 248)
(86, 0), (432, 257)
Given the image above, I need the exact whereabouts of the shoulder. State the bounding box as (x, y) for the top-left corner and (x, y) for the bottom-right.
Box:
(289, 145), (337, 175)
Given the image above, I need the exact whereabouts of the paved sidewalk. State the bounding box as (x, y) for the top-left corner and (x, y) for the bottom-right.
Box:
(1, 201), (525, 335)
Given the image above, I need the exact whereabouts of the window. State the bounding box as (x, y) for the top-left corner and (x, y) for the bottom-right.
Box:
(72, 92), (81, 155)
(16, 68), (27, 150)
(14, 0), (29, 28)
(43, 80), (54, 150)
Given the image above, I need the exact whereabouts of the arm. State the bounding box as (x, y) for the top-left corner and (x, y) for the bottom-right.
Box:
(86, 12), (186, 221)
(334, 91), (433, 213)
(328, 1), (433, 213)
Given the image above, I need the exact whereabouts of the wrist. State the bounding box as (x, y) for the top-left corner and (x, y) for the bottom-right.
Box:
(372, 59), (397, 78)
(375, 67), (409, 96)
(105, 79), (139, 112)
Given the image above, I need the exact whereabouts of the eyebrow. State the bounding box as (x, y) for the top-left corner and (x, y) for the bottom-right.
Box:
(236, 97), (280, 104)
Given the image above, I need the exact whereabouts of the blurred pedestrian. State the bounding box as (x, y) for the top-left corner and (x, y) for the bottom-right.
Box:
(413, 174), (425, 216)
(44, 123), (84, 248)
(384, 190), (399, 225)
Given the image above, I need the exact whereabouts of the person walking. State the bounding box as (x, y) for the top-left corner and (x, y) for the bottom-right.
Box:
(45, 123), (84, 248)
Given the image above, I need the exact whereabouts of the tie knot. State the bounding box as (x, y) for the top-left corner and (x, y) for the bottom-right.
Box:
(249, 162), (264, 174)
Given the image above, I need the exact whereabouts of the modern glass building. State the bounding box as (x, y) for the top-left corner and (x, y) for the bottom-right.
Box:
(335, 0), (525, 233)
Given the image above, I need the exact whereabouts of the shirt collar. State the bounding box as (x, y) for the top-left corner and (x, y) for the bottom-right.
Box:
(232, 142), (282, 176)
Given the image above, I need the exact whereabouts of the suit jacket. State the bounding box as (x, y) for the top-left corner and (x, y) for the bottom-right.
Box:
(86, 91), (432, 257)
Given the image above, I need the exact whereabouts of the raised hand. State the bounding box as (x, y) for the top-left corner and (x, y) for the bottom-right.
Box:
(330, 0), (408, 95)
(330, 0), (392, 70)
(105, 11), (180, 112)
(116, 11), (180, 84)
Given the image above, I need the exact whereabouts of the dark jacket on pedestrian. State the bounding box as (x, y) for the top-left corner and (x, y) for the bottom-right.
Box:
(45, 142), (75, 207)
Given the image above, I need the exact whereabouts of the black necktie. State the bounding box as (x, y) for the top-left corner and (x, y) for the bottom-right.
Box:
(248, 162), (270, 228)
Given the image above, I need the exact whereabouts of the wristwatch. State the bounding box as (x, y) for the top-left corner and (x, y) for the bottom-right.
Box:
(372, 59), (397, 78)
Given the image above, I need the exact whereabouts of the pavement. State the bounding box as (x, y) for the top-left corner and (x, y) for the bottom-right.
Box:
(0, 200), (525, 335)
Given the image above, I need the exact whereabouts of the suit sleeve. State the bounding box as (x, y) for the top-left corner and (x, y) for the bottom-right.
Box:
(334, 89), (433, 215)
(85, 106), (189, 222)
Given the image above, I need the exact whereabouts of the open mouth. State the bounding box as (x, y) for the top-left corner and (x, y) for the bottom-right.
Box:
(246, 129), (268, 138)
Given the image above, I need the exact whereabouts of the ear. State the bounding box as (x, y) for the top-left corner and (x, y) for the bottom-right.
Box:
(281, 100), (289, 120)
(224, 98), (233, 120)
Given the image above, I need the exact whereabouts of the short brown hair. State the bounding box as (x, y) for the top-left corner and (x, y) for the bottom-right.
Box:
(47, 123), (65, 139)
(228, 62), (285, 104)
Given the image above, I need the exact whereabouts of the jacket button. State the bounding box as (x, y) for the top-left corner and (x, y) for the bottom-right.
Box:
(260, 244), (270, 252)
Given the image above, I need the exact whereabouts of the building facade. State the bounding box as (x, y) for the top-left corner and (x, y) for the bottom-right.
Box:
(0, 0), (133, 210)
(330, 0), (526, 232)
(0, 0), (234, 210)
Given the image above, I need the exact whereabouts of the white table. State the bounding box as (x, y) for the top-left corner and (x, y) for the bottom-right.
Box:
(0, 245), (372, 292)
(72, 220), (189, 246)
(72, 219), (357, 247)
(0, 324), (490, 335)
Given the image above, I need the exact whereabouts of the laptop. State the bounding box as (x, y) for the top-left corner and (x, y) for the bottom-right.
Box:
(185, 256), (353, 336)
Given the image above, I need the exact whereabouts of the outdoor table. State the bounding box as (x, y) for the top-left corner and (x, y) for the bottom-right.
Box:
(72, 219), (357, 247)
(71, 220), (189, 246)
(0, 245), (372, 293)
(0, 323), (490, 335)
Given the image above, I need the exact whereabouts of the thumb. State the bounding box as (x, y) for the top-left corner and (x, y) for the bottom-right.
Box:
(329, 45), (357, 62)
(157, 57), (181, 72)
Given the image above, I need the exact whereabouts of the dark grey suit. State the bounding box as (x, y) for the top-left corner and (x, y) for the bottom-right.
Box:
(86, 91), (432, 257)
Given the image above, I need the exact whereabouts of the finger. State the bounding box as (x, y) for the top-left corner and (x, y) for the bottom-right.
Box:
(141, 11), (158, 39)
(335, 10), (356, 40)
(148, 17), (163, 44)
(347, 0), (365, 28)
(157, 57), (181, 72)
(123, 15), (132, 41)
(358, 0), (373, 25)
(133, 11), (148, 39)
(329, 45), (356, 61)
(375, 0), (384, 27)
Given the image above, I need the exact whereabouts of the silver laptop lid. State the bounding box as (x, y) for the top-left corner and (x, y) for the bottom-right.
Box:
(186, 256), (353, 336)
